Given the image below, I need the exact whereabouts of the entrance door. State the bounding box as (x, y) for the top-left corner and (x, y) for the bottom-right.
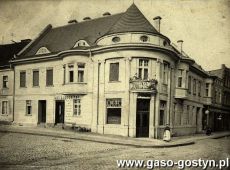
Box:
(55, 101), (65, 124)
(136, 99), (150, 137)
(38, 100), (46, 123)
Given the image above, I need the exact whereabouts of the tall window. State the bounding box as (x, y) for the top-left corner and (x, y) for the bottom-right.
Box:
(20, 71), (26, 87)
(69, 64), (74, 83)
(46, 69), (53, 86)
(205, 83), (209, 97)
(106, 98), (122, 124)
(163, 63), (168, 84)
(26, 100), (32, 115)
(2, 101), (8, 114)
(193, 79), (196, 95)
(138, 59), (148, 80)
(3, 76), (8, 88)
(73, 96), (81, 116)
(77, 64), (85, 82)
(177, 69), (183, 87)
(198, 81), (201, 96)
(159, 101), (166, 125)
(33, 70), (39, 86)
(188, 76), (191, 93)
(109, 63), (119, 81)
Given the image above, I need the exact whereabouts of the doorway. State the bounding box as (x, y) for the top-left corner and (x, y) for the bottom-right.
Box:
(55, 100), (65, 124)
(136, 99), (150, 137)
(38, 100), (46, 123)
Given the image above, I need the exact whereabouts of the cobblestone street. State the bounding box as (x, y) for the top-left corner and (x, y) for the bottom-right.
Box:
(0, 132), (229, 170)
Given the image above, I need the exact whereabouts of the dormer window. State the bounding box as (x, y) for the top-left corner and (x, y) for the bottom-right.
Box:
(36, 47), (50, 55)
(163, 40), (167, 46)
(73, 40), (89, 48)
(112, 36), (120, 43)
(140, 35), (149, 42)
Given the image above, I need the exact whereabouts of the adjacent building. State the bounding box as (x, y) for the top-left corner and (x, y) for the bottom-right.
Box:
(0, 39), (31, 122)
(0, 4), (229, 138)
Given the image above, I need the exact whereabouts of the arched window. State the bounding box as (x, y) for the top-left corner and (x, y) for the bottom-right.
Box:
(36, 47), (50, 55)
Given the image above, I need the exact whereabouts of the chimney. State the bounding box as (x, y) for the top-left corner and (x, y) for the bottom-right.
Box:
(68, 19), (78, 24)
(83, 17), (91, 21)
(153, 16), (162, 33)
(103, 12), (111, 16)
(221, 64), (226, 69)
(177, 40), (184, 53)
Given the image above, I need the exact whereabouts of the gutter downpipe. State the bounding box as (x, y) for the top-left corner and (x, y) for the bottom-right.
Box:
(12, 62), (15, 123)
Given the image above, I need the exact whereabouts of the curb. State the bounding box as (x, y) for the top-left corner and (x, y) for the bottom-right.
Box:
(0, 129), (195, 148)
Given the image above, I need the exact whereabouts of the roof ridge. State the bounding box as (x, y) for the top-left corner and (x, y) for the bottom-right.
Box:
(52, 12), (124, 30)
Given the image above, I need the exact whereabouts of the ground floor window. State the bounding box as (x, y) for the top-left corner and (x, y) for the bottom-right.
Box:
(106, 98), (121, 124)
(73, 96), (81, 116)
(159, 101), (166, 125)
(26, 100), (32, 115)
(2, 101), (8, 114)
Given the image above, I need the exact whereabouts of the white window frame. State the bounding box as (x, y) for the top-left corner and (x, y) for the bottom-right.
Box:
(26, 100), (32, 116)
(3, 76), (8, 88)
(73, 96), (81, 116)
(138, 59), (149, 80)
(2, 101), (8, 115)
(77, 63), (85, 83)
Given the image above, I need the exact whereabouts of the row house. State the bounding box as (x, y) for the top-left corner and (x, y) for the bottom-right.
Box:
(0, 40), (31, 122)
(1, 4), (229, 138)
(205, 64), (230, 131)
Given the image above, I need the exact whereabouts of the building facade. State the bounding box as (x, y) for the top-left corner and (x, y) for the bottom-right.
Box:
(0, 40), (31, 122)
(1, 4), (229, 138)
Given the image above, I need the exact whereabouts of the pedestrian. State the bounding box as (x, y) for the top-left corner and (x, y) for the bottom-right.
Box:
(163, 124), (171, 142)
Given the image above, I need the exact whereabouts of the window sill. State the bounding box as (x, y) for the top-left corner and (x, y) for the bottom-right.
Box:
(46, 85), (54, 87)
(108, 81), (121, 83)
(19, 87), (27, 88)
(32, 86), (40, 88)
(73, 115), (82, 117)
(1, 114), (8, 116)
(2, 87), (9, 89)
(65, 82), (87, 85)
(25, 114), (32, 116)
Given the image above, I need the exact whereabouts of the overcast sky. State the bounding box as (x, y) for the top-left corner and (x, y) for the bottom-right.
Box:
(0, 0), (229, 70)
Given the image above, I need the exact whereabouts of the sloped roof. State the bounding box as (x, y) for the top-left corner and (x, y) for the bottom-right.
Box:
(19, 4), (161, 58)
(209, 69), (223, 79)
(107, 4), (159, 35)
(0, 40), (31, 68)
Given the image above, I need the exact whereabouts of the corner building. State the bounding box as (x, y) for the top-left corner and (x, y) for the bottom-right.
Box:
(11, 4), (219, 138)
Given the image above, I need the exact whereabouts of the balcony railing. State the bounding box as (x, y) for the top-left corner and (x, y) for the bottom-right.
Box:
(129, 77), (158, 93)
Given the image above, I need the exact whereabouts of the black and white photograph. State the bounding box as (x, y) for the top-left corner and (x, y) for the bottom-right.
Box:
(0, 0), (229, 169)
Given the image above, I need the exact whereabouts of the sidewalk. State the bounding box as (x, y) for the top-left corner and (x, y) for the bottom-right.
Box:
(0, 124), (229, 148)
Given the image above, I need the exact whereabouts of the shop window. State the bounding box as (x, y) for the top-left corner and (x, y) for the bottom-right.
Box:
(177, 69), (183, 87)
(138, 59), (149, 80)
(3, 76), (8, 88)
(159, 101), (166, 125)
(78, 64), (85, 82)
(68, 64), (74, 83)
(26, 100), (32, 115)
(20, 71), (26, 87)
(106, 98), (122, 124)
(73, 96), (81, 116)
(2, 101), (8, 114)
(109, 63), (119, 81)
(33, 70), (39, 87)
(46, 69), (53, 86)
